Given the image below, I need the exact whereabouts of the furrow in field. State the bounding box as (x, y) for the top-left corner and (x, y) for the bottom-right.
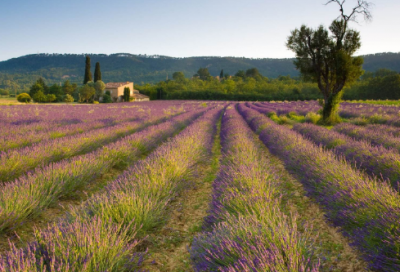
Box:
(238, 103), (400, 271)
(292, 122), (400, 190)
(0, 109), (205, 234)
(191, 105), (367, 271)
(140, 107), (224, 271)
(0, 108), (186, 182)
(0, 107), (222, 271)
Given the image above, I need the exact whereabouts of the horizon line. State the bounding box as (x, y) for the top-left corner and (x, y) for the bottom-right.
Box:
(2, 51), (400, 62)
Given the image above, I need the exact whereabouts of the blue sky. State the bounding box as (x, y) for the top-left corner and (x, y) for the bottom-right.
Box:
(0, 0), (398, 61)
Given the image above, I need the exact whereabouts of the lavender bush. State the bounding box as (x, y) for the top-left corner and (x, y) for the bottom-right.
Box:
(238, 103), (400, 271)
(0, 109), (204, 233)
(293, 122), (400, 189)
(190, 106), (320, 271)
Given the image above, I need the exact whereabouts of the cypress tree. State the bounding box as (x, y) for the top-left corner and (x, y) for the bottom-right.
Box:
(220, 69), (224, 79)
(94, 62), (102, 82)
(123, 87), (130, 102)
(83, 56), (92, 84)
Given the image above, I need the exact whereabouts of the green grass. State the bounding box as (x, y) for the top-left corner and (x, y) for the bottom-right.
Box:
(347, 99), (400, 106)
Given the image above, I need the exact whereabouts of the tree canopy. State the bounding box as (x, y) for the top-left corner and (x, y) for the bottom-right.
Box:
(94, 62), (102, 82)
(79, 84), (95, 103)
(196, 68), (211, 80)
(287, 0), (372, 124)
(83, 56), (92, 84)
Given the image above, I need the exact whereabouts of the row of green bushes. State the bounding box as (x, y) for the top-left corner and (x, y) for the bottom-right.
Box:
(135, 68), (400, 101)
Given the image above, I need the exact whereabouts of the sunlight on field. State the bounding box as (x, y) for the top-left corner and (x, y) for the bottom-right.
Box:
(1, 100), (400, 271)
(0, 97), (21, 105)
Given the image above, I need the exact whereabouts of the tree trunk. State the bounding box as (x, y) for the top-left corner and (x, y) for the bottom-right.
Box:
(321, 91), (343, 125)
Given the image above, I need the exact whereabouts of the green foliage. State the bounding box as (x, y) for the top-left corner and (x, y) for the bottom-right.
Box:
(197, 68), (211, 80)
(287, 112), (305, 123)
(102, 94), (112, 103)
(94, 62), (102, 82)
(1, 53), (400, 95)
(0, 89), (9, 96)
(87, 81), (94, 88)
(172, 71), (185, 82)
(235, 70), (245, 78)
(79, 84), (95, 103)
(46, 94), (57, 102)
(136, 71), (321, 101)
(33, 90), (47, 103)
(29, 81), (44, 98)
(84, 55), (92, 84)
(17, 93), (31, 103)
(287, 8), (365, 124)
(245, 68), (261, 79)
(94, 80), (106, 99)
(305, 112), (321, 124)
(47, 84), (63, 101)
(123, 87), (130, 102)
(64, 94), (74, 103)
(344, 69), (400, 100)
(62, 80), (75, 95)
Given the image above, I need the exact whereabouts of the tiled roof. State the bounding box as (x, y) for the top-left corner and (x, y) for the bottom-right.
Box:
(132, 93), (149, 99)
(105, 82), (133, 88)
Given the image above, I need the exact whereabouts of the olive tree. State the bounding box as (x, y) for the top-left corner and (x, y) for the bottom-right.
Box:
(287, 0), (372, 125)
(94, 80), (106, 100)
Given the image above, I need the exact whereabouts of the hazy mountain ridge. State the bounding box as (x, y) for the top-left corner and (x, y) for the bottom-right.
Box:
(0, 52), (399, 89)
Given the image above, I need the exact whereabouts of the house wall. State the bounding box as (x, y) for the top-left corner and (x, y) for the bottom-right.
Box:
(106, 82), (134, 98)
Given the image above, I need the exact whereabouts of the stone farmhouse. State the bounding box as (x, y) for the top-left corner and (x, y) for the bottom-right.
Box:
(104, 82), (150, 102)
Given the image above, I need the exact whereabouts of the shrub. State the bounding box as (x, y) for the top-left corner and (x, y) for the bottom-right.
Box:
(64, 94), (74, 103)
(93, 101), (99, 104)
(102, 94), (112, 103)
(46, 94), (57, 103)
(129, 96), (134, 102)
(305, 112), (321, 124)
(0, 89), (9, 96)
(123, 87), (130, 102)
(17, 93), (31, 103)
(33, 91), (47, 103)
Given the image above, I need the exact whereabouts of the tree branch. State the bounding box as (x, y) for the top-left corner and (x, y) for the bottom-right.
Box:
(325, 0), (373, 23)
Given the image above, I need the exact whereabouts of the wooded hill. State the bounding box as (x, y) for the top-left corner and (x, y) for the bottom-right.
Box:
(0, 52), (399, 91)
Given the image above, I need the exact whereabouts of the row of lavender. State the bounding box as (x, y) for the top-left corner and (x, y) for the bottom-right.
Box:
(0, 101), (200, 125)
(0, 101), (210, 141)
(0, 102), (213, 182)
(238, 104), (400, 271)
(0, 108), (205, 234)
(0, 115), (140, 152)
(292, 123), (400, 190)
(251, 101), (400, 124)
(0, 107), (222, 271)
(249, 100), (400, 190)
(190, 106), (320, 271)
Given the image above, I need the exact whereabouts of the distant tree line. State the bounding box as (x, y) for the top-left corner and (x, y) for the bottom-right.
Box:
(1, 52), (400, 94)
(136, 67), (400, 101)
(17, 56), (110, 103)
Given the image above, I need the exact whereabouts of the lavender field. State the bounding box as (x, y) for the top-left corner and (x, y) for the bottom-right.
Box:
(0, 100), (400, 271)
